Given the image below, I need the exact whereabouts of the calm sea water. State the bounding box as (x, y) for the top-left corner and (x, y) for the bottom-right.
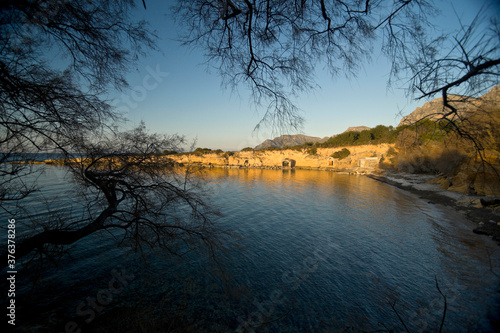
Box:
(2, 165), (499, 332)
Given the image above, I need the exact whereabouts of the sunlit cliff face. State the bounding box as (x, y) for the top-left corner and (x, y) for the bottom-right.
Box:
(169, 144), (392, 170)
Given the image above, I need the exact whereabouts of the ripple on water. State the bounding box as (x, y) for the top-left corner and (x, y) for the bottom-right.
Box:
(2, 166), (499, 332)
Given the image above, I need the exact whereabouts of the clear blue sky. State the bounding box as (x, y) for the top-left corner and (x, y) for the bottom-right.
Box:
(113, 0), (498, 151)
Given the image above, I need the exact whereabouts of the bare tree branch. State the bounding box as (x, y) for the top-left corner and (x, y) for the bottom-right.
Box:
(172, 0), (431, 132)
(1, 124), (225, 270)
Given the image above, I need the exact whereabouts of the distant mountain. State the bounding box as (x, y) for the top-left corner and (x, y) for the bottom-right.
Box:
(254, 126), (372, 150)
(342, 126), (371, 133)
(398, 85), (500, 127)
(254, 134), (328, 150)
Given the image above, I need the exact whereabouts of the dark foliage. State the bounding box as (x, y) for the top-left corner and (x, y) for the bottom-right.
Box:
(331, 148), (351, 160)
(319, 125), (396, 148)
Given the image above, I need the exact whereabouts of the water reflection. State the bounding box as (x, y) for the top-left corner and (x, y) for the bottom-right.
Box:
(202, 168), (499, 331)
(2, 166), (499, 332)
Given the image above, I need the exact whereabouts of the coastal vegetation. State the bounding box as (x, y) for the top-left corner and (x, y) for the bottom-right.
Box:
(331, 148), (351, 160)
(253, 125), (396, 152)
(192, 147), (224, 156)
(306, 147), (318, 155)
(319, 125), (396, 148)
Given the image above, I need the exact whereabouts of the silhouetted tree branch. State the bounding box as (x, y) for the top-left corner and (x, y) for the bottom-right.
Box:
(0, 1), (226, 269)
(387, 6), (499, 169)
(1, 124), (224, 269)
(392, 8), (500, 101)
(0, 0), (156, 202)
(173, 1), (499, 160)
(172, 0), (435, 132)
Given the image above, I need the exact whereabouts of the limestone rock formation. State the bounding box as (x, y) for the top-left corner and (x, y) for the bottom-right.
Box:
(169, 144), (391, 171)
(398, 85), (500, 127)
(343, 126), (371, 133)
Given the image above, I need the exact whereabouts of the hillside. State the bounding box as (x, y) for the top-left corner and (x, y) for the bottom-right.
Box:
(254, 134), (328, 150)
(254, 126), (371, 150)
(399, 85), (500, 126)
(254, 86), (500, 150)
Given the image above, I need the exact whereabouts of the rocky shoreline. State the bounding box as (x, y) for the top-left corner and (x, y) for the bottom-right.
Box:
(367, 172), (500, 243)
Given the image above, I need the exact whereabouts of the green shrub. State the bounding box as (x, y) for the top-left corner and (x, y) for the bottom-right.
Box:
(386, 146), (397, 156)
(307, 147), (317, 155)
(395, 119), (447, 145)
(193, 147), (213, 156)
(262, 146), (280, 151)
(318, 125), (396, 148)
(331, 148), (351, 160)
(282, 145), (302, 152)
